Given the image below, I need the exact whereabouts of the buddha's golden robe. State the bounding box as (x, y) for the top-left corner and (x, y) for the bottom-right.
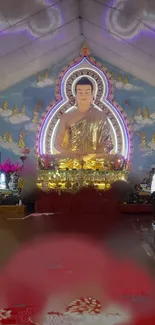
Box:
(61, 108), (113, 155)
(53, 107), (114, 169)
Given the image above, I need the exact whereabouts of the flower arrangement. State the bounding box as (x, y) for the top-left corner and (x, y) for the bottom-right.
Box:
(0, 159), (22, 189)
(0, 159), (21, 173)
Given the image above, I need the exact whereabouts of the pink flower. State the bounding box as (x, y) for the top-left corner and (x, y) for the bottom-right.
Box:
(0, 159), (21, 173)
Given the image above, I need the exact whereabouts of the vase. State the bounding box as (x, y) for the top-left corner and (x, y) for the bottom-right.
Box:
(5, 172), (11, 189)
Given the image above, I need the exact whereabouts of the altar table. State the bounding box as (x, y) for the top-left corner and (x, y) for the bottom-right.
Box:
(119, 204), (153, 214)
(0, 205), (25, 219)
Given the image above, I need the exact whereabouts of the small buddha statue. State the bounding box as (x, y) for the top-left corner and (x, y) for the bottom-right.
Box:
(151, 134), (155, 144)
(117, 75), (122, 82)
(2, 132), (8, 142)
(129, 114), (134, 123)
(8, 132), (13, 142)
(110, 71), (114, 80)
(20, 105), (25, 115)
(137, 107), (143, 117)
(124, 76), (129, 84)
(18, 131), (25, 148)
(32, 109), (39, 123)
(44, 71), (49, 79)
(140, 132), (147, 148)
(13, 105), (18, 116)
(144, 107), (149, 119)
(2, 100), (8, 111)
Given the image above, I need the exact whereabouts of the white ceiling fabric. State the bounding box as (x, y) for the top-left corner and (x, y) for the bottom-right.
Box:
(0, 0), (155, 90)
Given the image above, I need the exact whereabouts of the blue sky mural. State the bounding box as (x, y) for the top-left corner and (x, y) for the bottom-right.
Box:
(0, 54), (155, 171)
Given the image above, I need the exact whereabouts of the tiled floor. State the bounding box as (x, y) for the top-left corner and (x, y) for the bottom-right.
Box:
(0, 214), (155, 274)
(105, 217), (155, 275)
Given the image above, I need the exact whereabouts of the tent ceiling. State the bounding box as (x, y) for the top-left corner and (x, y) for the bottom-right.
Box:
(0, 0), (155, 90)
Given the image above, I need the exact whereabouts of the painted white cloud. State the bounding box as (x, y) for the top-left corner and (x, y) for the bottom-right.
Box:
(132, 115), (154, 131)
(0, 108), (12, 117)
(33, 78), (55, 88)
(140, 146), (152, 154)
(132, 123), (142, 132)
(142, 118), (154, 125)
(134, 115), (154, 125)
(150, 112), (155, 119)
(114, 81), (142, 91)
(0, 136), (21, 156)
(134, 115), (143, 123)
(36, 81), (45, 88)
(9, 114), (30, 124)
(44, 78), (55, 86)
(115, 81), (123, 89)
(25, 122), (37, 132)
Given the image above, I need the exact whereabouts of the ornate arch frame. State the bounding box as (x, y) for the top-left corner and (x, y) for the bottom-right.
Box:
(36, 48), (132, 160)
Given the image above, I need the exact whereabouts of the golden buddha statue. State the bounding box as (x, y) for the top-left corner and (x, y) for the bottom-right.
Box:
(18, 131), (25, 148)
(110, 71), (114, 80)
(123, 76), (129, 84)
(32, 109), (39, 123)
(137, 107), (143, 117)
(2, 132), (8, 142)
(8, 132), (13, 142)
(20, 105), (25, 115)
(2, 100), (8, 111)
(129, 114), (134, 124)
(44, 71), (49, 79)
(117, 74), (122, 82)
(13, 105), (18, 116)
(151, 134), (155, 144)
(51, 77), (117, 170)
(140, 132), (147, 148)
(144, 106), (149, 119)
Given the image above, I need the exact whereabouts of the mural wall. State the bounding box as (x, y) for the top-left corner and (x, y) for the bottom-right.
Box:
(0, 54), (155, 171)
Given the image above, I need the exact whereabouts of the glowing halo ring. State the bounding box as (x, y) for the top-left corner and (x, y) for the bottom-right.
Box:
(63, 66), (107, 106)
(39, 61), (129, 157)
(39, 76), (128, 157)
(37, 56), (131, 160)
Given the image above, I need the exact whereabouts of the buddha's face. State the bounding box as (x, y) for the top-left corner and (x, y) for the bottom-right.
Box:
(76, 84), (93, 112)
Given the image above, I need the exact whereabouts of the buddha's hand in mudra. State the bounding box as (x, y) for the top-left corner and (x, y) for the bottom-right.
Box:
(83, 154), (96, 162)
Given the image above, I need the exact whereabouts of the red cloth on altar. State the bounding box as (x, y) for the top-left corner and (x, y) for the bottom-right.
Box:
(35, 188), (121, 238)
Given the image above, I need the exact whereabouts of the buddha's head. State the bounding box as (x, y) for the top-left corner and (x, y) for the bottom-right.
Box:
(75, 77), (94, 112)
